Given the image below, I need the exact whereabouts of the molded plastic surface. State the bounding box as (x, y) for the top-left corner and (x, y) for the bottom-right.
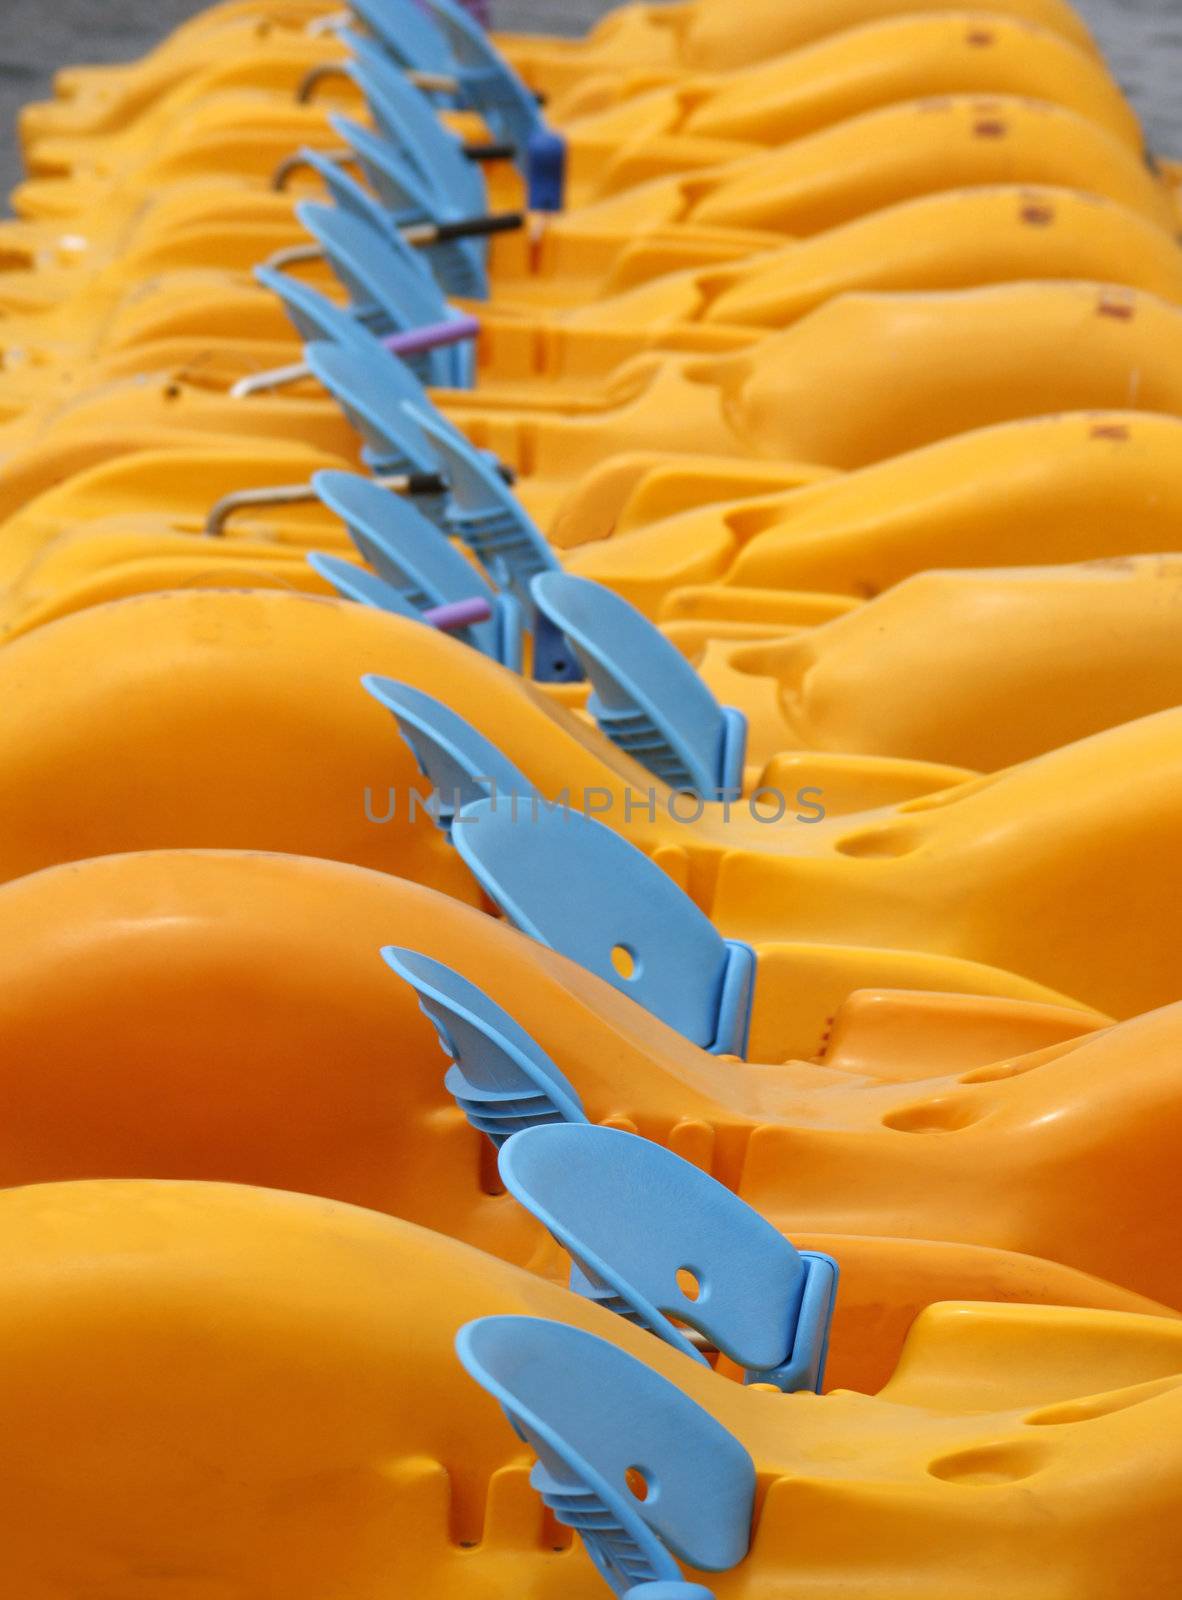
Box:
(304, 342), (450, 489)
(384, 947), (586, 1140)
(348, 33), (484, 213)
(0, 1173), (1176, 1596)
(500, 1124), (837, 1390)
(533, 573), (745, 798)
(408, 404), (560, 604)
(420, 0), (544, 153)
(335, 110), (490, 299)
(315, 470), (521, 665)
(254, 266), (375, 357)
(364, 677), (535, 829)
(457, 1315), (756, 1589)
(306, 552), (422, 618)
(347, 0), (454, 78)
(291, 143), (394, 241)
(2, 848), (1180, 1407)
(297, 201), (472, 388)
(455, 798), (755, 1055)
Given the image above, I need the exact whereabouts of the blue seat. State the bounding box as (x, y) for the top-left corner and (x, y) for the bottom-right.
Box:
(453, 798), (756, 1055)
(332, 110), (488, 300)
(306, 553), (423, 618)
(532, 573), (747, 800)
(621, 1589), (717, 1599)
(296, 201), (473, 387)
(404, 404), (557, 602)
(500, 1125), (838, 1392)
(342, 30), (492, 298)
(457, 1316), (754, 1594)
(305, 342), (450, 520)
(418, 0), (543, 154)
(307, 337), (458, 456)
(416, 0), (567, 207)
(383, 947), (585, 1140)
(288, 142), (397, 243)
(347, 0), (564, 207)
(362, 678), (535, 830)
(314, 471), (522, 666)
(254, 267), (375, 357)
(331, 111), (446, 229)
(346, 0), (455, 79)
(297, 201), (445, 333)
(347, 32), (487, 214)
(304, 350), (516, 539)
(402, 404), (580, 681)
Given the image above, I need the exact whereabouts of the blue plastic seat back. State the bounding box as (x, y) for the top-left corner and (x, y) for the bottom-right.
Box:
(292, 143), (393, 241)
(254, 266), (374, 356)
(621, 1588), (716, 1599)
(307, 339), (447, 451)
(454, 798), (755, 1055)
(315, 469), (490, 609)
(331, 110), (488, 300)
(313, 470), (520, 664)
(346, 32), (486, 215)
(332, 111), (446, 227)
(297, 200), (443, 330)
(403, 404), (558, 602)
(413, 0), (566, 207)
(405, 404), (578, 679)
(306, 551), (424, 618)
(500, 1125), (837, 1390)
(383, 947), (585, 1141)
(362, 677), (534, 830)
(347, 0), (454, 77)
(418, 0), (543, 153)
(296, 200), (470, 388)
(457, 1316), (755, 1591)
(305, 341), (448, 490)
(532, 574), (747, 801)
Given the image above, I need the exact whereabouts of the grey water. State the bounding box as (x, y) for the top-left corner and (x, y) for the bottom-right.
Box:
(0, 0), (1179, 198)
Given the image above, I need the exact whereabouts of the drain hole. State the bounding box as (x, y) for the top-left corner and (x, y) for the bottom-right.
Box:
(611, 943), (639, 980)
(676, 1266), (701, 1302)
(625, 1466), (650, 1502)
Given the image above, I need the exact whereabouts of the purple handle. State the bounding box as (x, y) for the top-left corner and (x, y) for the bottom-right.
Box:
(424, 596), (494, 632)
(383, 315), (480, 359)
